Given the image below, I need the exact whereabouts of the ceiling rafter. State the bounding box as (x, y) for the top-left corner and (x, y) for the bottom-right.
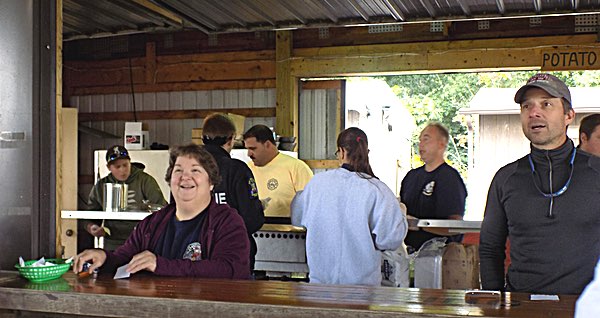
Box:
(197, 1), (248, 27)
(418, 0), (438, 18)
(120, 0), (182, 29)
(455, 0), (472, 17)
(382, 0), (406, 21)
(277, 1), (308, 24)
(495, 0), (506, 15)
(236, 1), (276, 26)
(94, 1), (157, 29)
(63, 7), (113, 33)
(128, 0), (182, 26)
(153, 0), (216, 32)
(533, 0), (542, 14)
(310, 0), (339, 23)
(571, 0), (579, 10)
(347, 0), (371, 22)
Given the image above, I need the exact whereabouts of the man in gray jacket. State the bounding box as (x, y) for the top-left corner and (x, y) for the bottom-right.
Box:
(480, 73), (600, 294)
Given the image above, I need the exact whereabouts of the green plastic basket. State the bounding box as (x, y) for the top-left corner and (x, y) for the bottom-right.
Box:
(25, 278), (71, 292)
(15, 258), (71, 282)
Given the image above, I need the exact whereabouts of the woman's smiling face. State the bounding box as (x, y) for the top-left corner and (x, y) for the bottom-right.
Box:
(170, 155), (213, 205)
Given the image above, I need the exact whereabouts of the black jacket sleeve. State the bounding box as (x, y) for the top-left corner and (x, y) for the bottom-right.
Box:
(229, 161), (265, 234)
(479, 166), (512, 291)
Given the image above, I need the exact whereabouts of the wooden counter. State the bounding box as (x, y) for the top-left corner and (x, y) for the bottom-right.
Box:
(0, 271), (576, 317)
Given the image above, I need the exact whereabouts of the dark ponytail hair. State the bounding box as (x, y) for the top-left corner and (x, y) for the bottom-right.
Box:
(337, 127), (376, 179)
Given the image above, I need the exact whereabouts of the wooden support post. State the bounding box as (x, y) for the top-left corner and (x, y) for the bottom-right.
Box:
(56, 0), (67, 258)
(145, 42), (156, 84)
(275, 30), (298, 138)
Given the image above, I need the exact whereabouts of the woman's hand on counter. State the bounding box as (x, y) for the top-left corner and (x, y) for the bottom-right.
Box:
(127, 250), (157, 274)
(73, 249), (107, 274)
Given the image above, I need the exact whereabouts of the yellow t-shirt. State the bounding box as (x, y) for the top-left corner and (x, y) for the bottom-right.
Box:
(248, 153), (313, 217)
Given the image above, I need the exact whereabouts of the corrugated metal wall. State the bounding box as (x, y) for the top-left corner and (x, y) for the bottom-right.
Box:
(299, 88), (338, 160)
(299, 83), (342, 174)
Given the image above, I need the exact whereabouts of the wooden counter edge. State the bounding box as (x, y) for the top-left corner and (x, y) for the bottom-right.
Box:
(0, 286), (435, 318)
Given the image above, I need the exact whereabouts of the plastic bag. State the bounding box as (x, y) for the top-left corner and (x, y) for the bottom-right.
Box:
(381, 244), (410, 287)
(416, 237), (448, 255)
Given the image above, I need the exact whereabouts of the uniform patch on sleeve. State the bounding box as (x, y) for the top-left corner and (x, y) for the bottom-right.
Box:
(248, 177), (259, 198)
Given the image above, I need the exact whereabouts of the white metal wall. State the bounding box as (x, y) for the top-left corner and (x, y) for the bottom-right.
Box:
(299, 87), (340, 174)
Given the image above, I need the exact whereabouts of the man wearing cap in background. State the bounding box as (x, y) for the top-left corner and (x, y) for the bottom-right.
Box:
(243, 125), (313, 222)
(202, 113), (264, 271)
(480, 73), (600, 294)
(85, 145), (167, 251)
(579, 113), (600, 157)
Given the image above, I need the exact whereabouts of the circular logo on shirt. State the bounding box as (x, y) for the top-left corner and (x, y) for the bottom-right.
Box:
(422, 181), (435, 196)
(267, 178), (279, 190)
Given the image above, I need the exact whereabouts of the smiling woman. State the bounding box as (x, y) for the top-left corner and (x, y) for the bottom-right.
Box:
(74, 144), (251, 280)
(166, 144), (221, 220)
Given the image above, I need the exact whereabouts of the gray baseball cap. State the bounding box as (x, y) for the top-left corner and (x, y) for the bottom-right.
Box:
(514, 73), (572, 109)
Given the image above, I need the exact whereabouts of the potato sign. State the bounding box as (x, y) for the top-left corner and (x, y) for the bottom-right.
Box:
(541, 49), (600, 70)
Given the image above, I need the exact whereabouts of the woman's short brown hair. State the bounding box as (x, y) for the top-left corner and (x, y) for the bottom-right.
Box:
(165, 144), (221, 186)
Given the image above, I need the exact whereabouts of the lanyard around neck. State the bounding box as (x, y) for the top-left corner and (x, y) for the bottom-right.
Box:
(527, 147), (576, 198)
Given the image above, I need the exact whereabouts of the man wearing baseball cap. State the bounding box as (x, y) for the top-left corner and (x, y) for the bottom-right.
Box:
(480, 73), (600, 294)
(85, 145), (167, 251)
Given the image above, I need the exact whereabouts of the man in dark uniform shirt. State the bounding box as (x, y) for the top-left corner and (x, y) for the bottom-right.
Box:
(400, 123), (467, 251)
(202, 113), (265, 271)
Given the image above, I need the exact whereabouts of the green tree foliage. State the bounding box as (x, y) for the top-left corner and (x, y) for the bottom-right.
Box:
(381, 70), (600, 174)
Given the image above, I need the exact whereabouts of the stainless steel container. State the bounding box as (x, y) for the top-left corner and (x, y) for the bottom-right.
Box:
(414, 248), (444, 289)
(103, 183), (128, 212)
(253, 224), (308, 276)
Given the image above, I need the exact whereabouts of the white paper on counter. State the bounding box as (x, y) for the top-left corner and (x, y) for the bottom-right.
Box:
(530, 294), (559, 301)
(114, 264), (131, 280)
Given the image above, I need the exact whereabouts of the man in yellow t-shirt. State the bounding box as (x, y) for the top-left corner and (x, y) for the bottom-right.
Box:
(243, 125), (313, 220)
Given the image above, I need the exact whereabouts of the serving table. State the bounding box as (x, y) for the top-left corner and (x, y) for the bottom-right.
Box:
(0, 271), (576, 317)
(411, 219), (482, 234)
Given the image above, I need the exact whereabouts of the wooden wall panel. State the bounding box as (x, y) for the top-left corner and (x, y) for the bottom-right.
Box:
(156, 60), (275, 83)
